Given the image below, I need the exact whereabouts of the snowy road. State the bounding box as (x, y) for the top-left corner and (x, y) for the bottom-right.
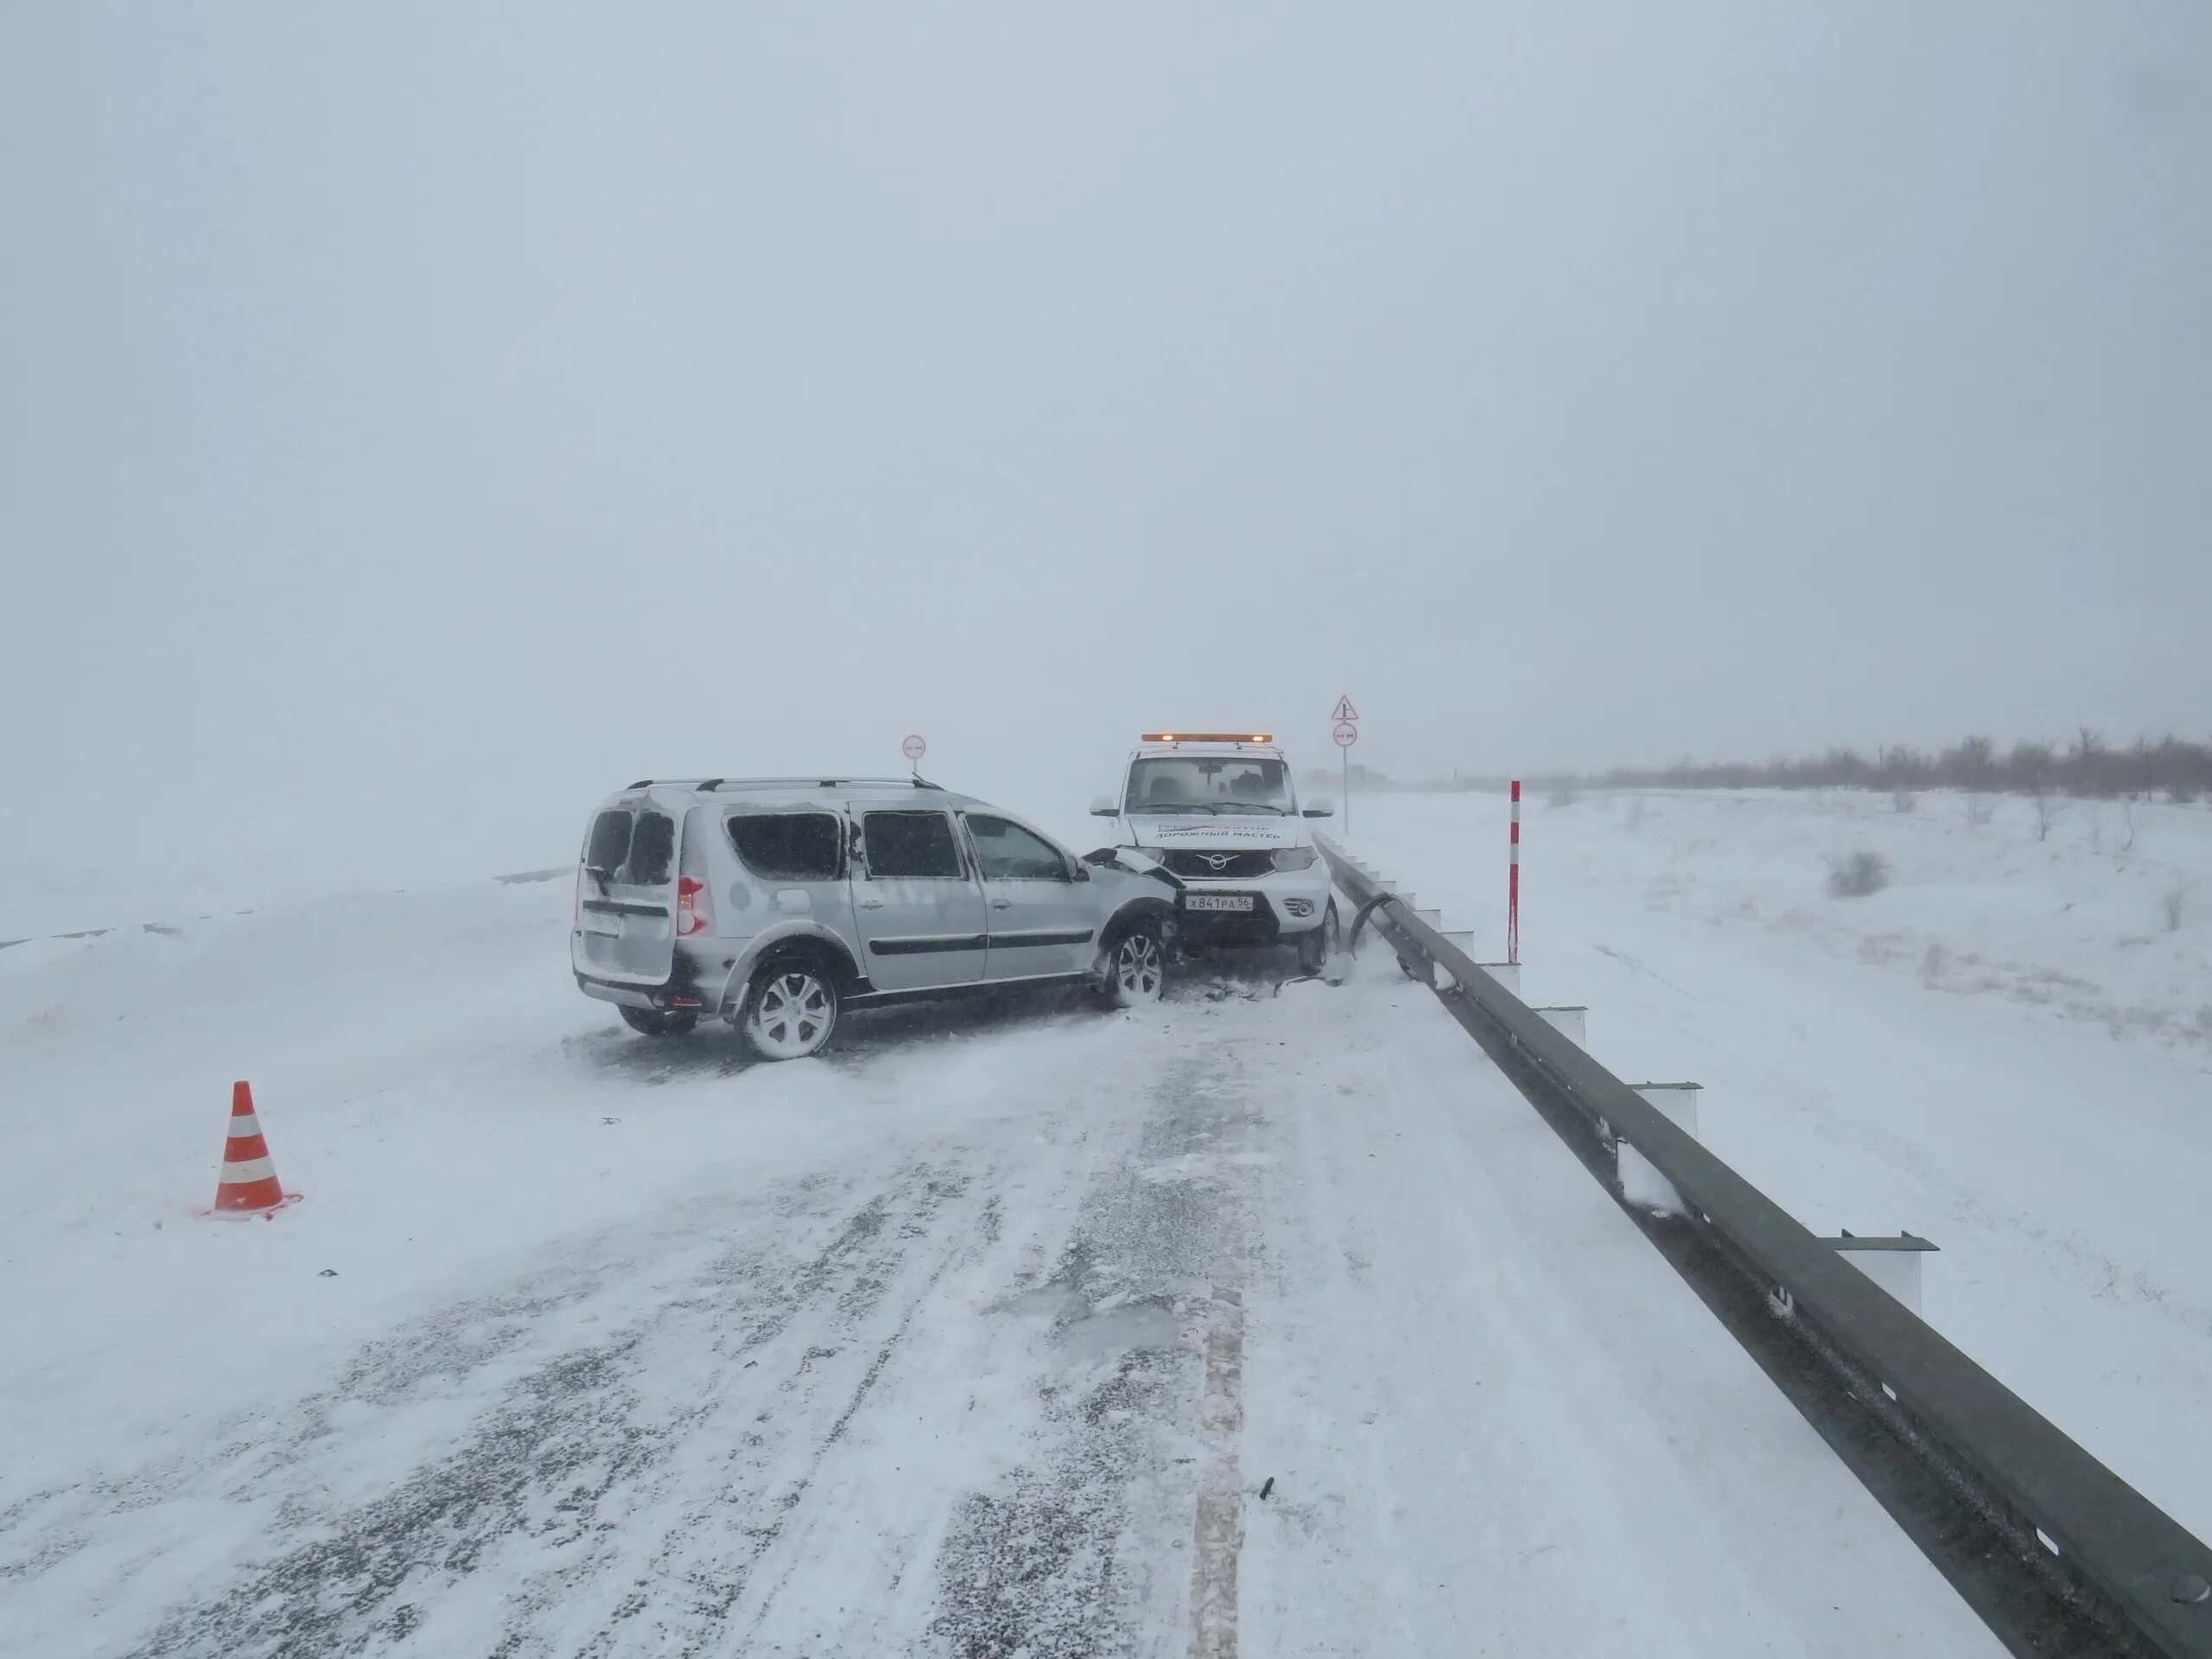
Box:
(2, 875), (1999, 1656)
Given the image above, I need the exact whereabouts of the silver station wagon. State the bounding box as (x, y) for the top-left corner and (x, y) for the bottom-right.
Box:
(571, 778), (1179, 1059)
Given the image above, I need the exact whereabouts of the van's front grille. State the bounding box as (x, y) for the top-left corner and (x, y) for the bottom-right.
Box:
(1163, 849), (1276, 880)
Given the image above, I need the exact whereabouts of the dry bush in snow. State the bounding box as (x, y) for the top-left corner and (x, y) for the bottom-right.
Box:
(2032, 788), (2061, 842)
(1965, 796), (1993, 828)
(2166, 887), (2187, 932)
(1891, 790), (1916, 814)
(1825, 850), (1891, 899)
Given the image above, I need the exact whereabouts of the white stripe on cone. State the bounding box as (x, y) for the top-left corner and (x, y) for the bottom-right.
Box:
(218, 1155), (277, 1184)
(226, 1116), (264, 1138)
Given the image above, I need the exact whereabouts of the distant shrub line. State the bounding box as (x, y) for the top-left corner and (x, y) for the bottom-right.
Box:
(1370, 733), (2212, 804)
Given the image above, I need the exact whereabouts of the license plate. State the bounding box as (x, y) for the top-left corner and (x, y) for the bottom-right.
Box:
(582, 909), (623, 937)
(1185, 894), (1255, 912)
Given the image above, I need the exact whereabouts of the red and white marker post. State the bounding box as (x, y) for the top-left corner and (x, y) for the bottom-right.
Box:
(1508, 779), (1522, 964)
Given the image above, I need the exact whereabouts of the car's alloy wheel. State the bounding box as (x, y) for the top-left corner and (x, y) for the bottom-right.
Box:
(1109, 927), (1165, 1007)
(745, 965), (839, 1060)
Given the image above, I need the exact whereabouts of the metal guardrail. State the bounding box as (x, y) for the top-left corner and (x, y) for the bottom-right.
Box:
(1319, 837), (2212, 1659)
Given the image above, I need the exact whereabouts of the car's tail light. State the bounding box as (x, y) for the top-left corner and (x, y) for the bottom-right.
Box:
(677, 874), (711, 936)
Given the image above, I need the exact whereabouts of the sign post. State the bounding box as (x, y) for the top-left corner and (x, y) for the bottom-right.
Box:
(901, 734), (927, 778)
(1329, 697), (1361, 832)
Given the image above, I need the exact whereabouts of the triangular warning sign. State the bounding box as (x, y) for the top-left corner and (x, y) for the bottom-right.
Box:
(1331, 695), (1360, 721)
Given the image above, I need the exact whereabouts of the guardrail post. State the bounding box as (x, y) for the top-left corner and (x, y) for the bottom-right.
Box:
(1475, 961), (1521, 996)
(1823, 1231), (1939, 1316)
(1619, 1083), (1703, 1215)
(1532, 1005), (1587, 1046)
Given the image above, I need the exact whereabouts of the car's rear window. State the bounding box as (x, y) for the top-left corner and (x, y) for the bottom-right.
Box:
(627, 811), (675, 885)
(584, 807), (675, 886)
(585, 810), (632, 874)
(728, 811), (842, 880)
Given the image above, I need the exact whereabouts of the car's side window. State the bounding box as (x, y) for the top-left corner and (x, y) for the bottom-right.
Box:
(728, 811), (842, 880)
(968, 815), (1071, 882)
(861, 811), (965, 879)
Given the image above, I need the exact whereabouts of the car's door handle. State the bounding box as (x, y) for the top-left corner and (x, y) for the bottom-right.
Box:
(859, 897), (886, 910)
(990, 898), (1014, 909)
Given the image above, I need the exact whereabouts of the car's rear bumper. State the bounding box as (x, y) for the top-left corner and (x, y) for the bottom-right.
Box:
(575, 964), (719, 1014)
(575, 973), (661, 1009)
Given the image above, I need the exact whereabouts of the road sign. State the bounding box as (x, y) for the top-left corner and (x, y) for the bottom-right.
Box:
(901, 734), (927, 761)
(1332, 720), (1358, 747)
(1331, 695), (1360, 722)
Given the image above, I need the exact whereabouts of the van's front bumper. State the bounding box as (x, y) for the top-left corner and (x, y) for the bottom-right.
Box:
(1167, 869), (1332, 945)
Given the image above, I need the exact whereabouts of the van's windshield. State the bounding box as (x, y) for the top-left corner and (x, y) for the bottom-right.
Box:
(1126, 756), (1291, 815)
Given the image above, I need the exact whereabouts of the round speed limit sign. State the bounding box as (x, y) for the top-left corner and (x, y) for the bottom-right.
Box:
(1332, 720), (1358, 747)
(901, 734), (927, 762)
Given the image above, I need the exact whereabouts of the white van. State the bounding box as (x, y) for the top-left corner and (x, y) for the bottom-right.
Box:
(1090, 734), (1338, 972)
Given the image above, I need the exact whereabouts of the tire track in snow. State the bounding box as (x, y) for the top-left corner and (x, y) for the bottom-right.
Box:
(108, 1160), (980, 1659)
(1187, 1264), (1246, 1659)
(928, 1042), (1249, 1658)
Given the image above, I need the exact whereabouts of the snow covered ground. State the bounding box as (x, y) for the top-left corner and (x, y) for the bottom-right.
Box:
(1347, 785), (2212, 1549)
(0, 816), (2014, 1656)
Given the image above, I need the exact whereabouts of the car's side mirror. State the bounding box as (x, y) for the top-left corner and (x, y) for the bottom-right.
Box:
(1303, 797), (1337, 817)
(1090, 793), (1119, 817)
(1071, 860), (1091, 881)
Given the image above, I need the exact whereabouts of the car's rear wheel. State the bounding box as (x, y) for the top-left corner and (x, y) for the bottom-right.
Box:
(620, 1005), (698, 1037)
(741, 958), (841, 1060)
(1104, 919), (1166, 1007)
(1296, 901), (1340, 974)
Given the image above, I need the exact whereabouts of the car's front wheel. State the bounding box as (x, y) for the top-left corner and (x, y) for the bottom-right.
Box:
(741, 958), (842, 1060)
(620, 1005), (698, 1037)
(1103, 919), (1166, 1008)
(1296, 901), (1340, 974)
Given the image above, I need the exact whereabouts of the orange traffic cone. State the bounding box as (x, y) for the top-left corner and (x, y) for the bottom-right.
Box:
(204, 1081), (301, 1217)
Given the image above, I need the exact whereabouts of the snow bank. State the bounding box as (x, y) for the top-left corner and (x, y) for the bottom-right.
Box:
(1342, 785), (2212, 1543)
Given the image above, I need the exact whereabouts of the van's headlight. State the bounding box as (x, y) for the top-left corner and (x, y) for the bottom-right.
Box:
(1273, 847), (1317, 872)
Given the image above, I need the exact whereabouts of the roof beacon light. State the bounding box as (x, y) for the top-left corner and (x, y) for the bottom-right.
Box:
(1139, 732), (1273, 745)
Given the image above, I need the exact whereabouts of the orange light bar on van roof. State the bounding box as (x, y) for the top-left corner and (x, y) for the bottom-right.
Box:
(1141, 733), (1272, 744)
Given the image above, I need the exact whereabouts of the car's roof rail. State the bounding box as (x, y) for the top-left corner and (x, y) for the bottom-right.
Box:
(691, 776), (946, 793)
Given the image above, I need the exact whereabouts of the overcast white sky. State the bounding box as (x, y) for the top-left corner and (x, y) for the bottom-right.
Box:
(3, 3), (2209, 887)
